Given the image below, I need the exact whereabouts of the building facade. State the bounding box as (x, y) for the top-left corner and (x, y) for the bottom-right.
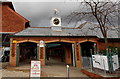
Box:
(2, 2), (119, 68)
(9, 27), (120, 68)
(0, 2), (30, 47)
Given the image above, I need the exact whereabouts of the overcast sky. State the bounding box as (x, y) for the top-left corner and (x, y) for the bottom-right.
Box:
(12, 2), (83, 27)
(10, 0), (119, 27)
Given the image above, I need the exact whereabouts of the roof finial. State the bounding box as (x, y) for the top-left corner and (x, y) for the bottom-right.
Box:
(54, 9), (59, 15)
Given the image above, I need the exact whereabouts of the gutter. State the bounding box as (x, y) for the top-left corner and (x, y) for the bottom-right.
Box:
(9, 35), (98, 38)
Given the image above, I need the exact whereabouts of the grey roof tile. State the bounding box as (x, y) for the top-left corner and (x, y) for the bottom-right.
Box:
(14, 27), (96, 36)
(14, 26), (118, 38)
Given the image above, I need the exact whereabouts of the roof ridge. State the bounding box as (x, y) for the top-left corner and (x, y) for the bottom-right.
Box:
(30, 27), (79, 29)
(30, 27), (51, 28)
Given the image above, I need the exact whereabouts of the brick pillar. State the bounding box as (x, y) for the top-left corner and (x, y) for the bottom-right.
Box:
(39, 47), (45, 66)
(74, 42), (82, 68)
(96, 42), (100, 52)
(65, 46), (72, 64)
(10, 39), (17, 66)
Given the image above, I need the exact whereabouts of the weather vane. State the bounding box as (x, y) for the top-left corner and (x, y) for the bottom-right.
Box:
(54, 9), (59, 15)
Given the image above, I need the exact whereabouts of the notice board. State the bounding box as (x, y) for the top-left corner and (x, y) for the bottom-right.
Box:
(30, 60), (41, 78)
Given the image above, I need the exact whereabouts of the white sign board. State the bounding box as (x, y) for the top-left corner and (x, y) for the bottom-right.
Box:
(92, 55), (109, 71)
(30, 61), (41, 78)
(112, 55), (119, 71)
(39, 40), (44, 47)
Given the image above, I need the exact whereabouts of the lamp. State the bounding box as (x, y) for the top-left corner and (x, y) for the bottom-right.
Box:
(76, 42), (79, 45)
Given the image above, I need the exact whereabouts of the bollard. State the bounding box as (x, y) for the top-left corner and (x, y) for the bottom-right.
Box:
(90, 57), (93, 72)
(90, 49), (93, 72)
(66, 65), (69, 79)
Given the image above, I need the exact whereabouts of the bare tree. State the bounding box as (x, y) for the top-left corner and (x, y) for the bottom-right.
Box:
(68, 0), (120, 49)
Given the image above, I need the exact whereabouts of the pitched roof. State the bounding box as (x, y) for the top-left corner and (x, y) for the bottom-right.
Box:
(2, 2), (28, 22)
(1, 2), (29, 33)
(76, 22), (119, 38)
(13, 24), (119, 38)
(14, 27), (97, 37)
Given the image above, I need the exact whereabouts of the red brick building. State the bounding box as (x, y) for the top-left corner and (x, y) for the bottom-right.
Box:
(9, 27), (120, 68)
(0, 2), (30, 47)
(2, 2), (119, 69)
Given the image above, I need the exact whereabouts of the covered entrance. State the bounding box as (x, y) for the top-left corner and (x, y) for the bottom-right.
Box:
(80, 41), (94, 57)
(80, 41), (95, 68)
(45, 42), (75, 66)
(18, 42), (38, 65)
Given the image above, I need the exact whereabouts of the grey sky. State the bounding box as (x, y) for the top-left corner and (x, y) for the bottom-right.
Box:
(11, 1), (119, 28)
(12, 2), (81, 27)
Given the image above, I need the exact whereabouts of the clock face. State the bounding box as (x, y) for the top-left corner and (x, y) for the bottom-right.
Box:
(53, 18), (60, 25)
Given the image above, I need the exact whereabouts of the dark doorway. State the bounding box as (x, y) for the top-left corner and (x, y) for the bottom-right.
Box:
(80, 41), (94, 68)
(45, 42), (73, 65)
(19, 42), (37, 64)
(80, 41), (94, 57)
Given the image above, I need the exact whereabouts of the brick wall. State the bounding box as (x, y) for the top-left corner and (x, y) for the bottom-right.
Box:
(1, 2), (29, 33)
(98, 42), (120, 51)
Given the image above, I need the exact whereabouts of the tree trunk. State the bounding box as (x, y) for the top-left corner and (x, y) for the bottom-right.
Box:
(104, 36), (108, 49)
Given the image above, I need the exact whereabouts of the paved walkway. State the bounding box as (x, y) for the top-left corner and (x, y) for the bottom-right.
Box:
(42, 65), (88, 77)
(1, 59), (89, 78)
(42, 58), (88, 77)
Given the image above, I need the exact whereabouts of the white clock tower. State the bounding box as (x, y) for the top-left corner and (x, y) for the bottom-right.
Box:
(51, 9), (62, 31)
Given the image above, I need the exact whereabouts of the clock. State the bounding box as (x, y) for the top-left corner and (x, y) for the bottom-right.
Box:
(53, 18), (60, 25)
(51, 17), (61, 26)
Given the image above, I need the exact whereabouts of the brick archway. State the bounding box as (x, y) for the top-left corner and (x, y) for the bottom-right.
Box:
(79, 40), (97, 44)
(45, 40), (75, 44)
(10, 40), (39, 66)
(79, 40), (96, 68)
(45, 41), (74, 65)
(17, 40), (39, 44)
